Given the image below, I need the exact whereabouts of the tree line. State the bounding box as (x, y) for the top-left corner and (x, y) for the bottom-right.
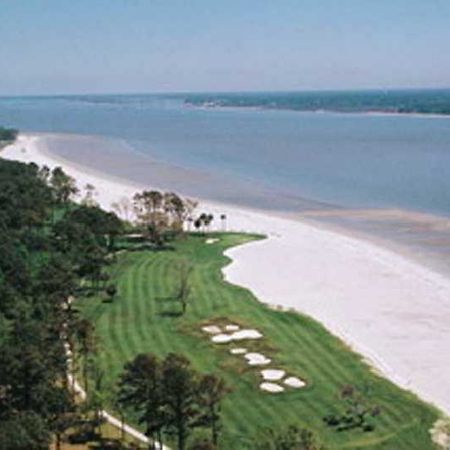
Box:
(0, 158), (123, 449)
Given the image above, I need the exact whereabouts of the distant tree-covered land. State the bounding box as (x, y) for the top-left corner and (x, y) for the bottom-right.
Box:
(184, 89), (450, 115)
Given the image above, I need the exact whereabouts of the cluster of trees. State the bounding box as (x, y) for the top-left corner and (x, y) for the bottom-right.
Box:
(118, 353), (228, 450)
(0, 126), (18, 143)
(0, 159), (121, 449)
(192, 213), (214, 232)
(132, 190), (197, 245)
(323, 385), (380, 433)
(126, 191), (225, 239)
(259, 425), (323, 450)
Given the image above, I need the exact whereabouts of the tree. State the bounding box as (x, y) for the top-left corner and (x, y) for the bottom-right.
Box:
(195, 213), (214, 233)
(188, 437), (216, 450)
(193, 218), (202, 232)
(50, 166), (79, 208)
(175, 260), (193, 315)
(198, 214), (207, 233)
(81, 183), (99, 207)
(47, 386), (78, 450)
(65, 205), (123, 251)
(163, 192), (186, 231)
(0, 411), (50, 450)
(220, 214), (227, 232)
(0, 126), (18, 142)
(197, 374), (228, 446)
(162, 354), (200, 450)
(74, 318), (97, 394)
(204, 214), (214, 232)
(86, 360), (106, 436)
(323, 385), (381, 433)
(0, 159), (53, 229)
(112, 196), (134, 222)
(259, 425), (323, 450)
(106, 284), (118, 302)
(118, 353), (165, 450)
(133, 190), (195, 241)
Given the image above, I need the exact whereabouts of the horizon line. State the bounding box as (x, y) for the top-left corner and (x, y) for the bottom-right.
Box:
(1, 86), (450, 99)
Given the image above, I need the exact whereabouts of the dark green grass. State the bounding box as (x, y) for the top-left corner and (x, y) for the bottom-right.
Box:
(78, 233), (439, 449)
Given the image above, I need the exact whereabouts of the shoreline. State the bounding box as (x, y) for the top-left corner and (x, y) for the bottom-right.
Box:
(3, 132), (450, 416)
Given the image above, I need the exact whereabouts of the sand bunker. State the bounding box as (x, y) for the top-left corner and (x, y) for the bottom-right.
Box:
(284, 377), (306, 388)
(230, 347), (247, 355)
(205, 238), (219, 244)
(260, 369), (286, 381)
(202, 325), (222, 334)
(245, 352), (271, 366)
(210, 328), (263, 344)
(211, 334), (234, 343)
(231, 329), (262, 340)
(225, 324), (240, 331)
(260, 382), (285, 393)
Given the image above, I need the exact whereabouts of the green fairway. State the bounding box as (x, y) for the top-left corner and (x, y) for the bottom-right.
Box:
(78, 233), (439, 449)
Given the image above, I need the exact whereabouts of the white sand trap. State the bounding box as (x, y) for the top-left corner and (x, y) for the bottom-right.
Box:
(205, 238), (219, 244)
(211, 334), (234, 343)
(230, 347), (247, 355)
(211, 329), (263, 344)
(231, 329), (262, 340)
(284, 377), (306, 388)
(225, 324), (240, 331)
(202, 325), (222, 334)
(261, 369), (286, 381)
(260, 382), (285, 393)
(244, 352), (271, 366)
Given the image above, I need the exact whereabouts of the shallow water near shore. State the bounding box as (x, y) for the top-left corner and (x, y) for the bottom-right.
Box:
(1, 94), (450, 276)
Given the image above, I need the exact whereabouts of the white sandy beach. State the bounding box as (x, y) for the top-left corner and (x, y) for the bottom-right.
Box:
(3, 133), (450, 416)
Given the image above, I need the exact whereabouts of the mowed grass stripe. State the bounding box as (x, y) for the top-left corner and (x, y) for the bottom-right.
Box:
(77, 234), (439, 450)
(134, 255), (156, 353)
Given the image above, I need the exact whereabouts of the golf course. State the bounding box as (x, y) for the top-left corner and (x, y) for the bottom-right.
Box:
(77, 232), (439, 450)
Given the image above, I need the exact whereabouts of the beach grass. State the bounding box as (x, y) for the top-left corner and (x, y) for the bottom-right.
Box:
(77, 233), (439, 449)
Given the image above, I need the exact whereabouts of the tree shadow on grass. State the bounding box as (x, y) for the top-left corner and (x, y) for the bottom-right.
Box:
(121, 243), (176, 252)
(158, 310), (183, 318)
(154, 293), (183, 317)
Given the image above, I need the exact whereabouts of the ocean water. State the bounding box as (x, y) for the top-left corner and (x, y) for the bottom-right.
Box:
(1, 93), (450, 274)
(1, 93), (450, 216)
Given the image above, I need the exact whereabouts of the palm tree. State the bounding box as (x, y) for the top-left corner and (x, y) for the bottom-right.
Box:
(220, 214), (227, 232)
(205, 214), (214, 232)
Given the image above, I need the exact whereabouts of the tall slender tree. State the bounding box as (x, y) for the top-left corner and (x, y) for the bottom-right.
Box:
(162, 353), (200, 450)
(118, 353), (165, 450)
(197, 374), (228, 446)
(74, 318), (97, 394)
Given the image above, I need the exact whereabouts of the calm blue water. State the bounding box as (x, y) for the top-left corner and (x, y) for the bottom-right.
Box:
(1, 94), (450, 216)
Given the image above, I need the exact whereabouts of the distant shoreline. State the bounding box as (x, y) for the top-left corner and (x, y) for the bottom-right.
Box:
(183, 87), (450, 118)
(185, 102), (450, 119)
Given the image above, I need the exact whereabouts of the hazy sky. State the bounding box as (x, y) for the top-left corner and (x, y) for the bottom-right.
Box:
(1, 0), (449, 95)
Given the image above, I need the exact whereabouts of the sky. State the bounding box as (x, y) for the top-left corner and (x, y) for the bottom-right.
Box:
(0, 0), (449, 95)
